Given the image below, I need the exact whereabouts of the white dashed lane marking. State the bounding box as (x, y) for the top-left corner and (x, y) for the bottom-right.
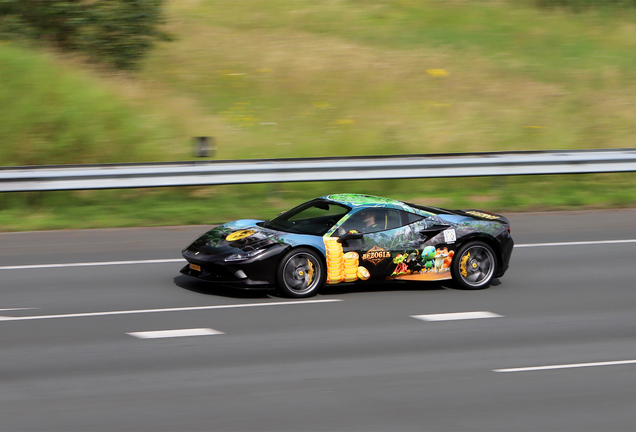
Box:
(127, 328), (224, 339)
(493, 359), (636, 373)
(411, 311), (503, 322)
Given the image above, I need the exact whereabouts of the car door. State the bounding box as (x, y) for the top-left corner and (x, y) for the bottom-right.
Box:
(333, 209), (456, 283)
(333, 208), (420, 281)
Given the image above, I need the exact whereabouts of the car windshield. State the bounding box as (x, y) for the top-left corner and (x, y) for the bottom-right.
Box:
(263, 199), (350, 235)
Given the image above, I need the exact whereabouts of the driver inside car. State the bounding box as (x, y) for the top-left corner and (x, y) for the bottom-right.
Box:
(336, 209), (384, 237)
(360, 210), (378, 232)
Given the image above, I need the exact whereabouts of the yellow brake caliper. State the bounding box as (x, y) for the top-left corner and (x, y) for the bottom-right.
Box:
(460, 252), (470, 277)
(307, 260), (314, 284)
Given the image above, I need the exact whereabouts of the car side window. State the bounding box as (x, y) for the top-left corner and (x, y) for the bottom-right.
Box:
(384, 209), (402, 230)
(404, 211), (425, 225)
(339, 209), (403, 234)
(338, 212), (368, 233)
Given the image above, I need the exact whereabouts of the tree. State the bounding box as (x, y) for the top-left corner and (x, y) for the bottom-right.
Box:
(0, 0), (169, 69)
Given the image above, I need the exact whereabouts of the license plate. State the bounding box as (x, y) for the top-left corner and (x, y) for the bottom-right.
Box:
(190, 264), (201, 272)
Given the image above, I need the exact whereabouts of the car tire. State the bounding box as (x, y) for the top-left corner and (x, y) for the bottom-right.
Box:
(276, 247), (325, 298)
(451, 241), (497, 290)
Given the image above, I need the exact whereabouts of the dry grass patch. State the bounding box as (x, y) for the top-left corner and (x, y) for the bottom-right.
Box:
(144, 19), (579, 158)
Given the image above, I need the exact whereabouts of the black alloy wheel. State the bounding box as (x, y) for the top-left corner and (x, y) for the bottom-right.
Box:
(276, 247), (325, 298)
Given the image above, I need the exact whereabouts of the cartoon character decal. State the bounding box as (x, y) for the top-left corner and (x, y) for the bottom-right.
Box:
(387, 245), (454, 282)
(405, 251), (422, 273)
(422, 246), (436, 273)
(391, 253), (408, 276)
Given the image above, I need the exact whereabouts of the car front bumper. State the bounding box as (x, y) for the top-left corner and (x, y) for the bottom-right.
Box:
(180, 243), (288, 288)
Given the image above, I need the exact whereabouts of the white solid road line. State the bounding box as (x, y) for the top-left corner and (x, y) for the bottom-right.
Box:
(127, 328), (224, 339)
(493, 359), (636, 373)
(0, 299), (343, 322)
(0, 308), (39, 311)
(0, 259), (184, 270)
(411, 311), (503, 321)
(515, 239), (636, 248)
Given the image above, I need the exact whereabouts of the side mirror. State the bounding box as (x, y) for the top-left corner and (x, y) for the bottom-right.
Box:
(337, 232), (364, 243)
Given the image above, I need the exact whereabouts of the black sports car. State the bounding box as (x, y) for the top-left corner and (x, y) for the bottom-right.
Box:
(181, 194), (514, 297)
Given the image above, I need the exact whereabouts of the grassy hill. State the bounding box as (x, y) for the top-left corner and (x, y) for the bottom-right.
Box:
(1, 0), (636, 231)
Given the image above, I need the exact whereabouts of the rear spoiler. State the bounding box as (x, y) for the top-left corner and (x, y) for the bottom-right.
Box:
(455, 209), (510, 225)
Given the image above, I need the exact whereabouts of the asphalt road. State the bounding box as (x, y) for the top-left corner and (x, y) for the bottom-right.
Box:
(1, 209), (636, 431)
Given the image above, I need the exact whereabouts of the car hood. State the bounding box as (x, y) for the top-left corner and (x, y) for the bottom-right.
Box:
(185, 219), (329, 261)
(186, 220), (281, 255)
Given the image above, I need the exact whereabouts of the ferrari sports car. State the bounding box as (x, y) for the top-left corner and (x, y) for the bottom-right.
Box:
(181, 194), (513, 298)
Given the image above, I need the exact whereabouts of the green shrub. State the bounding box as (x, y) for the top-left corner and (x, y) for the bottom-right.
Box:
(0, 0), (168, 69)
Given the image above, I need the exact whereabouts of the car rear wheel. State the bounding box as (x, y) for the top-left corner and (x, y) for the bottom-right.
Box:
(451, 241), (497, 290)
(276, 248), (325, 298)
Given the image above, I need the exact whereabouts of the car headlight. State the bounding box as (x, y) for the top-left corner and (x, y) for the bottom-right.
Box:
(224, 248), (268, 262)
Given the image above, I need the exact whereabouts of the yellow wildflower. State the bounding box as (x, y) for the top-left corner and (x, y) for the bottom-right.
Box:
(427, 69), (449, 77)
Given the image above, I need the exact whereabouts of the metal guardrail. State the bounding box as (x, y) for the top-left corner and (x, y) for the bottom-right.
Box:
(1, 148), (636, 192)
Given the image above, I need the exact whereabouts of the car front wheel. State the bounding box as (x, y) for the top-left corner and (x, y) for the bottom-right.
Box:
(276, 248), (325, 298)
(451, 241), (497, 290)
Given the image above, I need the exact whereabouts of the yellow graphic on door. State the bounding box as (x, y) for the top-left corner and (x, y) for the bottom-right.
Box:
(323, 237), (368, 284)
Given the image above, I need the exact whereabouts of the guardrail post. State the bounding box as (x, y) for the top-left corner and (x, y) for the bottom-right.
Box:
(194, 137), (215, 158)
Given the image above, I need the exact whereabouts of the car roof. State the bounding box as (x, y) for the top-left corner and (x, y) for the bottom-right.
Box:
(322, 194), (420, 213)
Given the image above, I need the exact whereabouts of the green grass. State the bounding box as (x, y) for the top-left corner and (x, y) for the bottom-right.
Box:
(0, 43), (191, 166)
(1, 0), (636, 231)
